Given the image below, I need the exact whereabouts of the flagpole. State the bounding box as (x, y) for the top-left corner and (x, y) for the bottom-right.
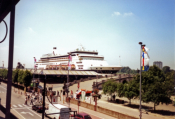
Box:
(67, 53), (71, 108)
(33, 57), (35, 93)
(139, 42), (142, 119)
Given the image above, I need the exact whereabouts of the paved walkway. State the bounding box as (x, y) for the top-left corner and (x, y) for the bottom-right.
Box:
(45, 94), (116, 119)
(49, 76), (174, 119)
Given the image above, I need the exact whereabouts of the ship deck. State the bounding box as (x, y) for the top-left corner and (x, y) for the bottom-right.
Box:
(30, 69), (100, 76)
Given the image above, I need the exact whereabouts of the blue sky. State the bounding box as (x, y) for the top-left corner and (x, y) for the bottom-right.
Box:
(0, 0), (174, 70)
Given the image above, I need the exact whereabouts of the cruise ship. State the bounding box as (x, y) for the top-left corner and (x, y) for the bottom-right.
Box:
(35, 46), (122, 73)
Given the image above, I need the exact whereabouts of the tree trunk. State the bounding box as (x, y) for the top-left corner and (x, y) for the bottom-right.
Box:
(130, 99), (131, 105)
(24, 87), (26, 94)
(154, 103), (156, 111)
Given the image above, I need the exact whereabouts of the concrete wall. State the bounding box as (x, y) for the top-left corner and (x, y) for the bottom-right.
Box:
(69, 99), (138, 119)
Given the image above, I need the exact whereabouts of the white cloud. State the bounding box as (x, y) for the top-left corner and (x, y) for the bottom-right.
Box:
(14, 45), (19, 49)
(112, 12), (134, 17)
(123, 12), (134, 17)
(0, 45), (8, 51)
(28, 27), (36, 33)
(112, 12), (121, 16)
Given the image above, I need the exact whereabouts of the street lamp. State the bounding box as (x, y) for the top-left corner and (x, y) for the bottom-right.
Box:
(42, 73), (46, 119)
(138, 42), (146, 119)
(2, 61), (4, 68)
(67, 53), (71, 97)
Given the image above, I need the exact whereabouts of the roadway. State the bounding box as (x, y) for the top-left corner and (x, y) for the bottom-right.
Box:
(0, 82), (110, 119)
(0, 83), (48, 119)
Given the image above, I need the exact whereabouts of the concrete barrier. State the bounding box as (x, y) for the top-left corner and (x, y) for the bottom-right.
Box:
(68, 99), (138, 119)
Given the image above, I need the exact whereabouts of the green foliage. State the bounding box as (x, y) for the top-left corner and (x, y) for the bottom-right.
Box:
(124, 80), (139, 104)
(18, 70), (24, 84)
(12, 69), (19, 83)
(117, 83), (125, 97)
(118, 67), (138, 74)
(102, 79), (117, 95)
(136, 65), (174, 110)
(0, 69), (8, 79)
(162, 66), (170, 74)
(22, 70), (32, 88)
(102, 65), (174, 110)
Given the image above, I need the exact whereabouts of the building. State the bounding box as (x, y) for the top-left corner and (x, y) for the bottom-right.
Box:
(153, 61), (163, 69)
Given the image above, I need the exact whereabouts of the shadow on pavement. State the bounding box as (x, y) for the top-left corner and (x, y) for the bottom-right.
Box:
(149, 109), (175, 116)
(124, 103), (152, 110)
(0, 105), (18, 119)
(120, 102), (175, 117)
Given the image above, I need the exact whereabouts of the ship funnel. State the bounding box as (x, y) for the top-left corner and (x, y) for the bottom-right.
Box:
(53, 47), (58, 56)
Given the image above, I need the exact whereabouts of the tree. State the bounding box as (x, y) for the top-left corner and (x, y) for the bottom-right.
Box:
(22, 70), (32, 93)
(12, 69), (19, 84)
(1, 69), (8, 80)
(117, 83), (125, 97)
(124, 80), (139, 104)
(102, 79), (117, 99)
(118, 67), (138, 74)
(18, 70), (24, 84)
(138, 65), (173, 111)
(162, 66), (170, 74)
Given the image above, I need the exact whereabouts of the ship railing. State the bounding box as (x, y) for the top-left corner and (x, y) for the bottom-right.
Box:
(70, 50), (98, 52)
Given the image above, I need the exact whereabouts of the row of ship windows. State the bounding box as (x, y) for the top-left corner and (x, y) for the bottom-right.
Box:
(40, 58), (103, 61)
(82, 59), (103, 60)
(41, 57), (68, 60)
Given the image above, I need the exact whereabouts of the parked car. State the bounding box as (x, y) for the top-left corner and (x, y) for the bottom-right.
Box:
(74, 112), (92, 119)
(32, 103), (44, 112)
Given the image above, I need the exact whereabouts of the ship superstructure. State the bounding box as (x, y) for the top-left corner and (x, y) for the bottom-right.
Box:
(35, 46), (122, 73)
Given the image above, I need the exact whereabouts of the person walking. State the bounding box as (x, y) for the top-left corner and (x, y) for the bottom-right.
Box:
(25, 97), (27, 105)
(30, 97), (33, 105)
(28, 95), (30, 100)
(39, 96), (42, 103)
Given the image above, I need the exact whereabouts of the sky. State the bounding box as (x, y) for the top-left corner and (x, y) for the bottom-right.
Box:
(0, 0), (174, 70)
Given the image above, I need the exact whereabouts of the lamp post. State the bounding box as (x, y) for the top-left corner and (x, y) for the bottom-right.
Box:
(138, 42), (145, 119)
(2, 61), (4, 68)
(42, 73), (46, 119)
(67, 52), (71, 108)
(67, 53), (71, 96)
(33, 57), (36, 92)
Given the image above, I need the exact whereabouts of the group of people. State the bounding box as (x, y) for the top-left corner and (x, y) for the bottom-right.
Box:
(24, 92), (43, 105)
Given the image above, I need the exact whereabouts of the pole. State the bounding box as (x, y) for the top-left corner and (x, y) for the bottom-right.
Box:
(33, 58), (35, 92)
(67, 53), (71, 107)
(78, 99), (79, 113)
(139, 43), (142, 119)
(42, 74), (46, 119)
(5, 0), (15, 118)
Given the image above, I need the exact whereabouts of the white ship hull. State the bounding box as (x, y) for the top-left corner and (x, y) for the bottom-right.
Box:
(35, 46), (122, 73)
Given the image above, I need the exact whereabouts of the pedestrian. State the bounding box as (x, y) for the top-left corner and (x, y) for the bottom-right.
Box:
(30, 97), (33, 105)
(25, 97), (27, 105)
(28, 95), (30, 100)
(34, 96), (37, 102)
(113, 94), (115, 101)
